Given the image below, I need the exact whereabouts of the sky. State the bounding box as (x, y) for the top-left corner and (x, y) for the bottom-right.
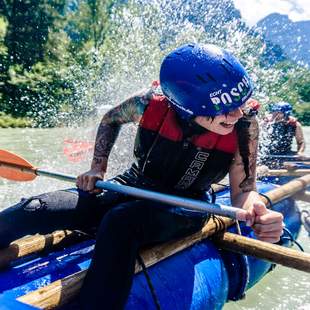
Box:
(233, 0), (310, 26)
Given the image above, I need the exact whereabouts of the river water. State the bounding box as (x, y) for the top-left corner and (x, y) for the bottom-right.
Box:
(0, 126), (309, 309)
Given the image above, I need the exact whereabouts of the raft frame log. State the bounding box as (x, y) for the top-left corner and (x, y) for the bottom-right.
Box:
(212, 232), (310, 273)
(10, 175), (310, 309)
(0, 230), (78, 269)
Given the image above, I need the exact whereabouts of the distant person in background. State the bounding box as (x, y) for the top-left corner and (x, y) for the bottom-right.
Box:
(259, 102), (306, 166)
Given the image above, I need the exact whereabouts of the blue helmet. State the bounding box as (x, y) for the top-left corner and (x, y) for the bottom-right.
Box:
(270, 102), (292, 116)
(160, 43), (253, 119)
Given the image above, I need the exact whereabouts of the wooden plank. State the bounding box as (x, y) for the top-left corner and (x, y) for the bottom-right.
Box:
(0, 230), (79, 269)
(260, 174), (310, 205)
(18, 217), (310, 309)
(213, 232), (310, 273)
(18, 270), (86, 309)
(0, 183), (229, 268)
(17, 216), (233, 308)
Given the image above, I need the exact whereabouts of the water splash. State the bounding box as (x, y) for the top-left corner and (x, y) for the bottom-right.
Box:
(66, 0), (275, 121)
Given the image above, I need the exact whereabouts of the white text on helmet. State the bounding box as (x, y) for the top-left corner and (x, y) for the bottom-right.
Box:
(210, 76), (251, 106)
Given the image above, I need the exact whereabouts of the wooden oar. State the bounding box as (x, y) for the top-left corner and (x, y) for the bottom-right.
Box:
(0, 149), (247, 220)
(265, 169), (310, 177)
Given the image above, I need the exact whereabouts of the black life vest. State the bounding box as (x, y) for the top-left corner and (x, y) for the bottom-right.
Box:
(265, 119), (296, 155)
(126, 95), (238, 195)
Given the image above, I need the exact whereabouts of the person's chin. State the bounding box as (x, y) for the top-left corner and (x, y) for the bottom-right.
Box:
(218, 125), (234, 135)
(208, 126), (234, 135)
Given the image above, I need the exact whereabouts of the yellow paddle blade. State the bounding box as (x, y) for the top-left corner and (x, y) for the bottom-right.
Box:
(0, 149), (36, 181)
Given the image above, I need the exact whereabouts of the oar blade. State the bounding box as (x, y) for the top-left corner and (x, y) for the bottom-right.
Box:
(0, 150), (36, 181)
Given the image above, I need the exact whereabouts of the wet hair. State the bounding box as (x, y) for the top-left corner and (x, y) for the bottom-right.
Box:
(235, 115), (252, 188)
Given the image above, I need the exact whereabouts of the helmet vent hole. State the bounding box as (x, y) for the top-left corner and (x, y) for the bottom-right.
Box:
(221, 63), (231, 74)
(196, 74), (208, 83)
(223, 59), (233, 67)
(175, 52), (182, 56)
(206, 73), (216, 82)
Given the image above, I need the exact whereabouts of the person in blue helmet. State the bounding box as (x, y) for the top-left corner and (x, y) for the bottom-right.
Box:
(260, 101), (305, 165)
(0, 43), (284, 309)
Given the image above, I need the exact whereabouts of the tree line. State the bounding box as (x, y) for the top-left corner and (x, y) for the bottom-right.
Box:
(0, 0), (309, 127)
(0, 0), (114, 127)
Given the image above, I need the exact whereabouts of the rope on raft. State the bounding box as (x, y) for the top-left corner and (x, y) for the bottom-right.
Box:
(259, 192), (305, 251)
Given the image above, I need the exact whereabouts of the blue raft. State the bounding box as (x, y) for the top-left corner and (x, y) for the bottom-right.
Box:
(0, 181), (302, 309)
(260, 162), (310, 186)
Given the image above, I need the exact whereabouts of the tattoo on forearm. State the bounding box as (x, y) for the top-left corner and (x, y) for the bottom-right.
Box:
(237, 116), (259, 192)
(93, 123), (120, 159)
(92, 88), (154, 166)
(103, 88), (153, 124)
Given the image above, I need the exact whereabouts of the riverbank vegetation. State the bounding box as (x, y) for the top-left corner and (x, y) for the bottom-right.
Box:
(0, 112), (31, 128)
(0, 0), (309, 128)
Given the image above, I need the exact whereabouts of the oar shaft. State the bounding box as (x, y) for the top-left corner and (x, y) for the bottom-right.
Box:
(96, 180), (242, 219)
(33, 169), (243, 220)
(36, 169), (76, 182)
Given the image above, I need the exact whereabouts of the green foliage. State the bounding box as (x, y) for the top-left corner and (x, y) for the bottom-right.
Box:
(258, 61), (310, 125)
(294, 103), (310, 124)
(2, 2), (57, 68)
(0, 0), (114, 127)
(0, 0), (309, 127)
(0, 111), (32, 128)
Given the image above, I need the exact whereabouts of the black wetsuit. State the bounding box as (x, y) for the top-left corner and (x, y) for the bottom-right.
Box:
(0, 96), (239, 309)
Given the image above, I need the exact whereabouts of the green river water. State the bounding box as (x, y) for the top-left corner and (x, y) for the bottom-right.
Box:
(0, 126), (309, 309)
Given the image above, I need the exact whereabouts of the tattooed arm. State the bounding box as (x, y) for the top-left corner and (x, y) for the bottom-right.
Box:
(229, 116), (259, 205)
(76, 88), (154, 192)
(92, 92), (149, 171)
(295, 121), (306, 155)
(229, 116), (284, 243)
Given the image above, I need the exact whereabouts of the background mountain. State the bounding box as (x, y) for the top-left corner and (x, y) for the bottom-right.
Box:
(256, 13), (310, 68)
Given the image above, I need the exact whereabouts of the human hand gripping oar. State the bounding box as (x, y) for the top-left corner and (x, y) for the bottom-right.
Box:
(0, 149), (248, 221)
